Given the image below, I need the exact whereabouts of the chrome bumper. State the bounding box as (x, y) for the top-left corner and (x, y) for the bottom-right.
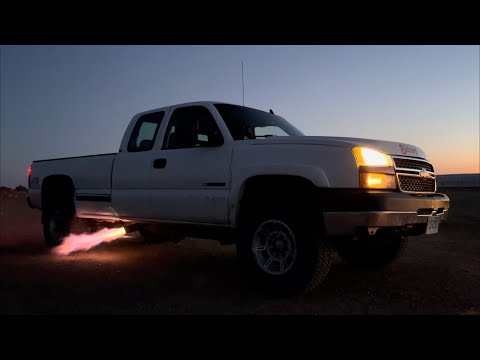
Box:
(323, 209), (448, 236)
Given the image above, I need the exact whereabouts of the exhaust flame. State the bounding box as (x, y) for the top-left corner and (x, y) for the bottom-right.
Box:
(54, 227), (127, 255)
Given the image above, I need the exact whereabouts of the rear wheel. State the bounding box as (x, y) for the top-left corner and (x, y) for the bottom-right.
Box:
(43, 208), (72, 247)
(237, 200), (334, 296)
(43, 209), (96, 248)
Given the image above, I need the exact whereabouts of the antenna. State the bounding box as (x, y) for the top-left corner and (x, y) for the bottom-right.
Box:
(242, 61), (245, 106)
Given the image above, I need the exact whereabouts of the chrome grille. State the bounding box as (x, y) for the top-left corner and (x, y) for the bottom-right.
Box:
(392, 156), (436, 194)
(393, 158), (434, 172)
(398, 175), (435, 193)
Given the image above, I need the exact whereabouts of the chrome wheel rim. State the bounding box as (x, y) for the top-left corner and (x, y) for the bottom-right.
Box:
(252, 220), (297, 275)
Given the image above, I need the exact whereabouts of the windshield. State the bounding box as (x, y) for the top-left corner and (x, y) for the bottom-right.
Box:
(214, 104), (305, 140)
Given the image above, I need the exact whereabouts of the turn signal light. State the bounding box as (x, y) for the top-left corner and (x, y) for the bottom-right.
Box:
(359, 173), (397, 189)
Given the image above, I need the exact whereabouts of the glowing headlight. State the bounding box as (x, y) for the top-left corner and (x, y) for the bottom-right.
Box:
(352, 147), (393, 167)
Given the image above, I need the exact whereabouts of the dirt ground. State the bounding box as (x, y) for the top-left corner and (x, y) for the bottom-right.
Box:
(0, 188), (479, 314)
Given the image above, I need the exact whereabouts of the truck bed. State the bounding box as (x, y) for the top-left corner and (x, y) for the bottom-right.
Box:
(29, 153), (118, 209)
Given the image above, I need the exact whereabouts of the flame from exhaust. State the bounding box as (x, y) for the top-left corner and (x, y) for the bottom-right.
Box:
(54, 227), (127, 255)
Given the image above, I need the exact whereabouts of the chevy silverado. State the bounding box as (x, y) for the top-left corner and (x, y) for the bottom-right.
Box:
(28, 101), (450, 294)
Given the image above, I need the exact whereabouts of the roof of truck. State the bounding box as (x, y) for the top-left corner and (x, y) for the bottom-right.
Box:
(133, 101), (276, 119)
(134, 101), (230, 118)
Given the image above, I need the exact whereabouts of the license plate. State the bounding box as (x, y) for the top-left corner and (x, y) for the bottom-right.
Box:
(426, 215), (440, 235)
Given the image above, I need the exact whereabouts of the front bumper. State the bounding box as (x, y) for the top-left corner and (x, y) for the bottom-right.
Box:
(321, 191), (449, 236)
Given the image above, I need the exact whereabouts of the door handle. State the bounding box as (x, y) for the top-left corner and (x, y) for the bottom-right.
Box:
(153, 158), (167, 169)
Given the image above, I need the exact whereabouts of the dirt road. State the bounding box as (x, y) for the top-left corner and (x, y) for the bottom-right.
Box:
(1, 189), (479, 314)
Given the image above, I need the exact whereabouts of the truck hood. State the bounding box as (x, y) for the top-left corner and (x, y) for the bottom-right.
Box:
(249, 136), (428, 159)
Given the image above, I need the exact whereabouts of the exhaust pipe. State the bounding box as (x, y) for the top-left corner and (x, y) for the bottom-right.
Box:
(123, 223), (144, 234)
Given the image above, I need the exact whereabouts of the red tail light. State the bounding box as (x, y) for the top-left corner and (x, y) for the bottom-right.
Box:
(28, 165), (32, 187)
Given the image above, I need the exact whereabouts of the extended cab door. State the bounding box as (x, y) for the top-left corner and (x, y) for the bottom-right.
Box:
(111, 111), (166, 218)
(148, 105), (232, 224)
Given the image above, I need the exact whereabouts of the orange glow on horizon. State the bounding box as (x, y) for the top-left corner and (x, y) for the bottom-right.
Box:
(429, 157), (479, 175)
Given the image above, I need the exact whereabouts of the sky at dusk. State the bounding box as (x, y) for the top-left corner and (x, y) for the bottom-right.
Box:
(0, 45), (478, 187)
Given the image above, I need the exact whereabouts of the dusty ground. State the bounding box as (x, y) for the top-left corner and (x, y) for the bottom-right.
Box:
(0, 188), (479, 314)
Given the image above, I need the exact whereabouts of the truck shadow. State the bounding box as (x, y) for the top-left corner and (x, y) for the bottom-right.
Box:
(1, 236), (477, 314)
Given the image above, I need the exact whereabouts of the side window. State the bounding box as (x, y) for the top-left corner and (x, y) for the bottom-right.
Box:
(128, 111), (165, 152)
(163, 106), (223, 149)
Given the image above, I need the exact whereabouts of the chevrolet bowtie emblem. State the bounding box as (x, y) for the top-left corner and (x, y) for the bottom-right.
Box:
(419, 168), (433, 178)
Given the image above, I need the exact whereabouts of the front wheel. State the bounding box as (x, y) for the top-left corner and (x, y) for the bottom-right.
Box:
(237, 203), (334, 296)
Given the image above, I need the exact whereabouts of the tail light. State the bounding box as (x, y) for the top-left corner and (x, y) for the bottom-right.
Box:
(28, 165), (32, 187)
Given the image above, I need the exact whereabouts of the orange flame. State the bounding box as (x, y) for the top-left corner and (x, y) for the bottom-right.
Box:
(53, 227), (127, 255)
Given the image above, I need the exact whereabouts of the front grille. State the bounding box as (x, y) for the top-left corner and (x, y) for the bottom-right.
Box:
(398, 175), (435, 193)
(393, 158), (434, 172)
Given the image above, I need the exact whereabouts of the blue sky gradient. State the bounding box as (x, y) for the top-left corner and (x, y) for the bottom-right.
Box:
(1, 45), (478, 187)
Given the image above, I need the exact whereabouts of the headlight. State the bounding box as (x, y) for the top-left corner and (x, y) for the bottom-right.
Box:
(352, 147), (393, 167)
(353, 147), (396, 189)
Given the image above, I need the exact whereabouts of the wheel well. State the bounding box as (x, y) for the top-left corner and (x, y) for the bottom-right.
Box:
(41, 175), (75, 222)
(238, 175), (318, 224)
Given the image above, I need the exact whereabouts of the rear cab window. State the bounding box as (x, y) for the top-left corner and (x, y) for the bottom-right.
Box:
(128, 111), (165, 152)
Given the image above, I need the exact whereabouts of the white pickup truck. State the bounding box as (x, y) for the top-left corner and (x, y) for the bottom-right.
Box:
(28, 101), (450, 294)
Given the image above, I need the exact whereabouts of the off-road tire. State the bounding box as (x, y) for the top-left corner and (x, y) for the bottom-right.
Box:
(237, 199), (334, 296)
(43, 209), (95, 248)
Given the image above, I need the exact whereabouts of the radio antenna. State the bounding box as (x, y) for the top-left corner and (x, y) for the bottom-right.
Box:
(242, 61), (245, 106)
